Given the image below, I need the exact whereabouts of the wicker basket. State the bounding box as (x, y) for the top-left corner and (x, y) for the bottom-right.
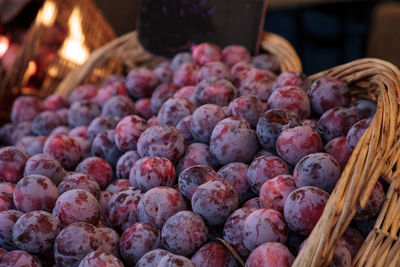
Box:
(0, 0), (116, 122)
(55, 30), (400, 266)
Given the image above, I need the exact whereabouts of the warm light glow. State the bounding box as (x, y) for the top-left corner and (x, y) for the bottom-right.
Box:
(0, 35), (9, 58)
(36, 1), (56, 26)
(22, 61), (37, 85)
(59, 7), (89, 65)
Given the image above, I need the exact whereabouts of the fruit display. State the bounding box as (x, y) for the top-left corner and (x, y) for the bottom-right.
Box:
(0, 42), (382, 267)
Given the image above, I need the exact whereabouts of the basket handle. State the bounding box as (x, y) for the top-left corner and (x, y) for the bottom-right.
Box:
(294, 58), (400, 267)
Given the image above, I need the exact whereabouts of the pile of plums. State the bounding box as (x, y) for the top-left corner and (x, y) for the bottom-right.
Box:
(0, 42), (382, 267)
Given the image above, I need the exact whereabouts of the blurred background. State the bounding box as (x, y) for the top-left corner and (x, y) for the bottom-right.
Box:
(94, 0), (400, 75)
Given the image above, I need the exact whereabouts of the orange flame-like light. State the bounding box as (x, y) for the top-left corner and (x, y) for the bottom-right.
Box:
(0, 35), (10, 59)
(59, 7), (89, 65)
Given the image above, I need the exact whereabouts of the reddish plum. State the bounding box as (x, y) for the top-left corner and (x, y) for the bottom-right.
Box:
(158, 97), (196, 126)
(349, 100), (377, 120)
(272, 71), (308, 92)
(178, 165), (220, 200)
(105, 187), (142, 232)
(153, 61), (172, 83)
(341, 227), (364, 258)
(190, 104), (226, 143)
(114, 115), (148, 152)
(284, 186), (329, 236)
(119, 222), (161, 264)
(276, 126), (322, 166)
(11, 122), (33, 145)
(252, 54), (280, 73)
(129, 157), (175, 192)
(236, 68), (276, 102)
(247, 155), (289, 193)
(324, 136), (352, 170)
(150, 82), (179, 114)
(87, 115), (118, 141)
(97, 227), (120, 256)
(161, 210), (208, 256)
(0, 192), (13, 212)
(196, 61), (231, 83)
(354, 181), (384, 220)
(308, 77), (350, 115)
(259, 174), (297, 213)
(0, 146), (29, 183)
(245, 242), (295, 267)
(192, 43), (222, 65)
(53, 189), (100, 227)
(0, 123), (16, 145)
(43, 94), (68, 110)
(116, 150), (140, 179)
(223, 44), (251, 67)
(43, 134), (81, 170)
(217, 162), (253, 203)
(32, 110), (65, 136)
(12, 210), (60, 254)
(49, 126), (70, 136)
(0, 210), (23, 250)
(173, 62), (198, 87)
(94, 81), (128, 107)
(91, 130), (122, 167)
(11, 96), (44, 123)
(14, 174), (58, 212)
(0, 250), (41, 267)
(135, 98), (153, 120)
(223, 207), (257, 257)
(148, 116), (158, 126)
(346, 118), (372, 150)
(192, 178), (238, 226)
(191, 242), (238, 267)
(102, 96), (136, 118)
(138, 187), (187, 228)
(194, 77), (237, 107)
(137, 125), (185, 163)
(171, 52), (192, 72)
(176, 143), (216, 176)
(210, 117), (259, 165)
(176, 115), (195, 145)
(243, 209), (288, 251)
(173, 86), (197, 105)
(243, 197), (262, 209)
(106, 179), (131, 193)
(125, 68), (159, 99)
(99, 191), (114, 219)
(157, 254), (195, 267)
(75, 157), (113, 190)
(0, 182), (14, 194)
(68, 100), (101, 127)
(301, 119), (318, 129)
(293, 153), (341, 192)
(78, 250), (124, 267)
(267, 86), (311, 119)
(256, 109), (301, 151)
(228, 95), (264, 128)
(68, 84), (97, 103)
(317, 107), (359, 143)
(24, 136), (47, 156)
(69, 126), (88, 139)
(136, 249), (172, 267)
(54, 222), (100, 266)
(24, 153), (65, 185)
(58, 172), (101, 198)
